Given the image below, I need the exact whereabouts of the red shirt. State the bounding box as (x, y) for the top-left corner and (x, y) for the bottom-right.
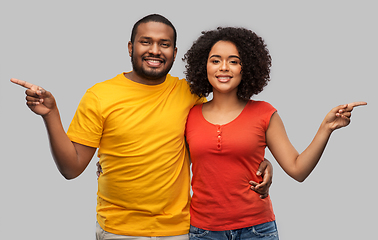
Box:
(185, 100), (276, 231)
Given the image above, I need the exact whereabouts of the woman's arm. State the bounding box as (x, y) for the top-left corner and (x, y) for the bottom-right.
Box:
(266, 102), (366, 182)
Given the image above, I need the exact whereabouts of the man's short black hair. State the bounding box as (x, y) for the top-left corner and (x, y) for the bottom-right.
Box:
(130, 14), (177, 48)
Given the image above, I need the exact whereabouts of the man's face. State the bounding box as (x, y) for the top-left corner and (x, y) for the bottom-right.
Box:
(128, 22), (177, 84)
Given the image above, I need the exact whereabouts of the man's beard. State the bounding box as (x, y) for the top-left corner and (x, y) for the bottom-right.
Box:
(131, 51), (174, 81)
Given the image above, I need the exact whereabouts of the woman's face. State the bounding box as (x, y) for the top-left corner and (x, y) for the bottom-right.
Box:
(207, 40), (242, 96)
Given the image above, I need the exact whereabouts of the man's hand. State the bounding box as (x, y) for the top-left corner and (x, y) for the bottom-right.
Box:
(10, 78), (56, 116)
(249, 158), (273, 199)
(96, 161), (103, 178)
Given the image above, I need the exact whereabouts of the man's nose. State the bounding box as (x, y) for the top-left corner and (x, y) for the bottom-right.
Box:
(149, 43), (161, 55)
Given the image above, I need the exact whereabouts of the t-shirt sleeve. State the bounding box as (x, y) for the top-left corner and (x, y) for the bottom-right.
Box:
(66, 90), (103, 148)
(261, 101), (277, 131)
(195, 96), (207, 105)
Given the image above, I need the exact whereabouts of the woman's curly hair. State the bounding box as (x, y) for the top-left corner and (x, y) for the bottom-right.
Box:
(183, 27), (271, 100)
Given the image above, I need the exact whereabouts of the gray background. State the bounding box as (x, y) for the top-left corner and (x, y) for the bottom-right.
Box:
(1, 0), (376, 239)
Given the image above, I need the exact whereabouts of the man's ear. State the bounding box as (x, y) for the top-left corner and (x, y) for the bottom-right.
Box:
(128, 41), (133, 57)
(173, 47), (178, 61)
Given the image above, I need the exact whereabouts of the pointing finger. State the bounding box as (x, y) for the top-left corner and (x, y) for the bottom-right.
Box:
(10, 78), (41, 91)
(344, 101), (367, 112)
(347, 101), (367, 109)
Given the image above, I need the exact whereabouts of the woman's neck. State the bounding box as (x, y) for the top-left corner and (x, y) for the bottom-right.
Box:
(202, 92), (248, 125)
(208, 91), (247, 111)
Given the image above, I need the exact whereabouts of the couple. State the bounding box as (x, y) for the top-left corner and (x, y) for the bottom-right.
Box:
(11, 14), (366, 240)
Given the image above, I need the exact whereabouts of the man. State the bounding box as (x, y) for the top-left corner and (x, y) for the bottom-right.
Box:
(11, 14), (272, 239)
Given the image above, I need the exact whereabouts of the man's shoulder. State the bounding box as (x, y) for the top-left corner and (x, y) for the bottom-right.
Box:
(166, 74), (186, 83)
(166, 74), (206, 105)
(166, 74), (190, 89)
(88, 73), (124, 91)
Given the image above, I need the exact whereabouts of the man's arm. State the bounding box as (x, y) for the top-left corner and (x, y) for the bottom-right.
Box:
(250, 158), (273, 199)
(11, 78), (96, 179)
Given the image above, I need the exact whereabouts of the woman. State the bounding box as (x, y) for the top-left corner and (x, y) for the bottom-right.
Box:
(183, 27), (366, 240)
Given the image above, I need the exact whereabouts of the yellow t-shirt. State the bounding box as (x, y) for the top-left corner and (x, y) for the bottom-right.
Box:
(67, 73), (204, 236)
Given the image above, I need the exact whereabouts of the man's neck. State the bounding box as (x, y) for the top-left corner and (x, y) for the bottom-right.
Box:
(124, 72), (166, 85)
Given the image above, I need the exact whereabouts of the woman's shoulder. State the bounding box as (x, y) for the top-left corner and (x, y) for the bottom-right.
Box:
(189, 103), (203, 113)
(249, 100), (275, 109)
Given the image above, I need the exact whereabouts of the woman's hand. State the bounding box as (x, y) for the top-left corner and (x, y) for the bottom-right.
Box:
(323, 102), (367, 132)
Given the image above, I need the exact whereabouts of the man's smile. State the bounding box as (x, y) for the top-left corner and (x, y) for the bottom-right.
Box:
(143, 57), (164, 67)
